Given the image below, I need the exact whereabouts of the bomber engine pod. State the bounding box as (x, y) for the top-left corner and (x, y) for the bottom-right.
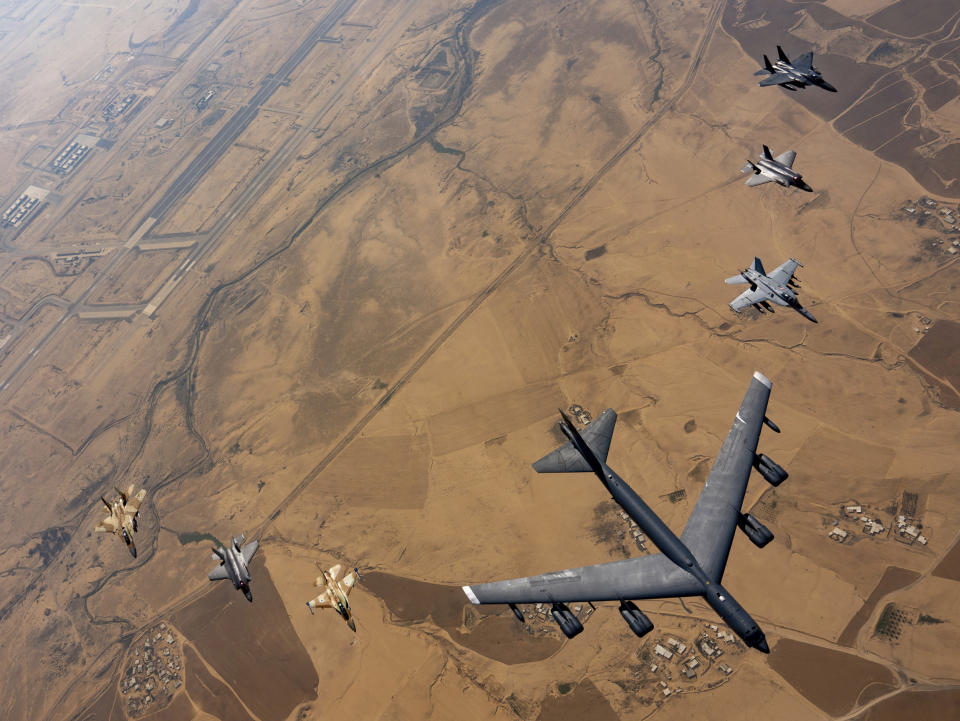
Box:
(737, 513), (774, 548)
(551, 603), (584, 639)
(619, 600), (654, 638)
(754, 453), (788, 486)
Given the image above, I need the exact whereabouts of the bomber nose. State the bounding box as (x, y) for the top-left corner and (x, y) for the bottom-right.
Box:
(755, 636), (770, 654)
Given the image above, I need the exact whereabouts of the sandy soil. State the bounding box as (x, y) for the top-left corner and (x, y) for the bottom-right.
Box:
(0, 0), (958, 720)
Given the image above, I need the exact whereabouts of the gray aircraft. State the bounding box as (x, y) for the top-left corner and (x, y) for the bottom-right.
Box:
(741, 145), (812, 191)
(208, 534), (259, 601)
(726, 257), (816, 323)
(462, 372), (790, 653)
(756, 46), (837, 93)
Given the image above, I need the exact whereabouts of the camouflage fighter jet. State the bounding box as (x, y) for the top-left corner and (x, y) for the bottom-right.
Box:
(306, 564), (360, 631)
(208, 534), (259, 601)
(95, 484), (147, 558)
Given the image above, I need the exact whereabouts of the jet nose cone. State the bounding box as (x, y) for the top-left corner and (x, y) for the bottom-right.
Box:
(800, 308), (818, 323)
(347, 618), (357, 632)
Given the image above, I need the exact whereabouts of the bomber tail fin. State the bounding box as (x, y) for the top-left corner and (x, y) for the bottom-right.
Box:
(532, 409), (616, 475)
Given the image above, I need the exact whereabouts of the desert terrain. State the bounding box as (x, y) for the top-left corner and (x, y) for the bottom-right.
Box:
(0, 0), (958, 720)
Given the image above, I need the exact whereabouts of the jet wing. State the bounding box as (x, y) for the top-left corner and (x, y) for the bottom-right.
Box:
(745, 174), (774, 187)
(773, 150), (797, 168)
(463, 553), (702, 605)
(758, 72), (793, 87)
(309, 591), (333, 608)
(343, 570), (359, 594)
(96, 517), (118, 533)
(208, 565), (230, 581)
(123, 488), (147, 515)
(241, 540), (259, 564)
(767, 258), (800, 287)
(793, 51), (813, 70)
(729, 287), (772, 311)
(680, 372), (772, 582)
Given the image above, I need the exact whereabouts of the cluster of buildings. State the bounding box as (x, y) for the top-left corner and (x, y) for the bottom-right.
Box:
(195, 88), (216, 111)
(50, 140), (90, 175)
(913, 315), (934, 335)
(902, 198), (960, 255)
(646, 624), (739, 695)
(618, 510), (648, 552)
(567, 404), (592, 426)
(895, 515), (928, 545)
(102, 93), (138, 120)
(120, 622), (183, 717)
(1, 192), (42, 228)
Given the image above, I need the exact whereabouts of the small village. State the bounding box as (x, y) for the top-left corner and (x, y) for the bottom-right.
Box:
(827, 491), (929, 548)
(119, 622), (183, 717)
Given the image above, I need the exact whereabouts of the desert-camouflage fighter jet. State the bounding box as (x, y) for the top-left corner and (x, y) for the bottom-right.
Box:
(726, 257), (816, 323)
(208, 534), (259, 601)
(95, 484), (147, 558)
(741, 145), (812, 191)
(755, 46), (836, 93)
(306, 564), (360, 631)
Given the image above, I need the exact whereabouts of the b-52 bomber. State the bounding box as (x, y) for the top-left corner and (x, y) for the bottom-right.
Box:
(95, 484), (147, 558)
(306, 564), (361, 631)
(756, 46), (837, 93)
(208, 534), (259, 601)
(742, 145), (812, 191)
(463, 372), (790, 653)
(726, 257), (816, 323)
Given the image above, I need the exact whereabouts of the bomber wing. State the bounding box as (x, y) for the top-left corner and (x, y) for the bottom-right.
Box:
(758, 72), (793, 87)
(679, 372), (771, 581)
(793, 51), (814, 70)
(463, 553), (701, 605)
(767, 258), (801, 287)
(773, 150), (797, 168)
(729, 287), (773, 311)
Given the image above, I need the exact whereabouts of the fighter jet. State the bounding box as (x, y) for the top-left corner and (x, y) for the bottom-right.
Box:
(726, 257), (816, 323)
(741, 145), (812, 191)
(95, 484), (147, 558)
(755, 46), (836, 92)
(306, 564), (360, 631)
(208, 534), (259, 601)
(462, 372), (791, 653)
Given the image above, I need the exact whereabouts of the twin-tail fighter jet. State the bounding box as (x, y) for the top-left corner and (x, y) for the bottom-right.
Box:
(95, 484), (147, 558)
(462, 372), (790, 653)
(306, 564), (360, 631)
(726, 257), (816, 322)
(208, 534), (259, 601)
(756, 46), (836, 93)
(742, 145), (812, 191)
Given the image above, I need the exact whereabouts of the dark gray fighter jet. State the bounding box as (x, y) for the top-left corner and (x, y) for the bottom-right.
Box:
(756, 46), (836, 92)
(741, 145), (812, 191)
(208, 534), (259, 601)
(726, 257), (817, 323)
(462, 372), (789, 653)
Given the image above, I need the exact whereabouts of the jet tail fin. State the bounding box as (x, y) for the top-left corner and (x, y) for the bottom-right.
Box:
(761, 144), (773, 160)
(777, 45), (790, 63)
(751, 257), (766, 275)
(741, 160), (760, 175)
(532, 409), (616, 475)
(763, 54), (775, 73)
